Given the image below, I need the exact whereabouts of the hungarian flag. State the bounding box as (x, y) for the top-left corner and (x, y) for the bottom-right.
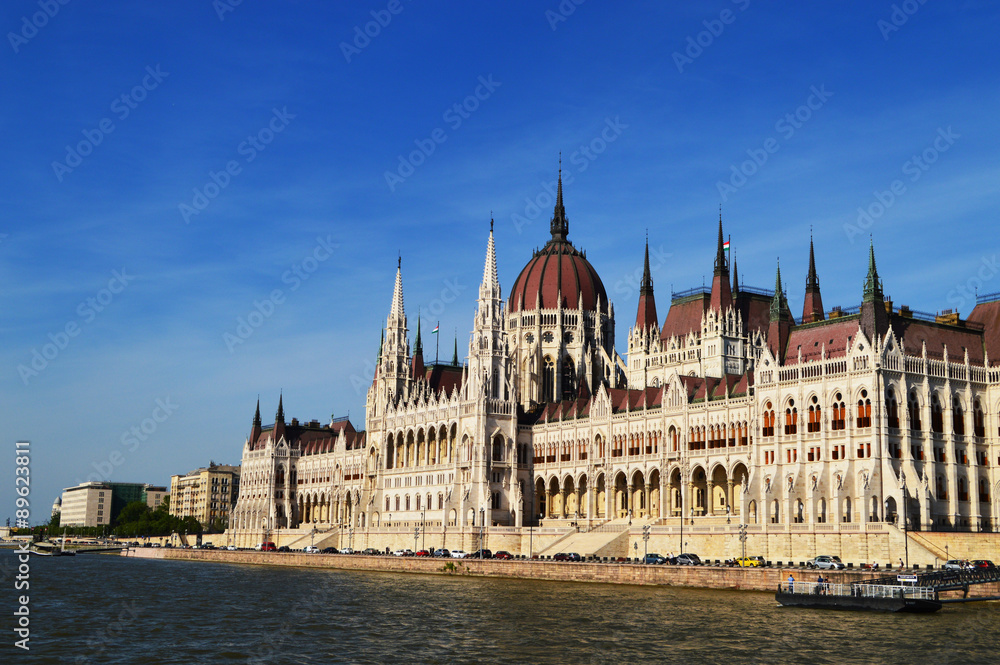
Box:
(723, 240), (730, 254)
(432, 324), (439, 334)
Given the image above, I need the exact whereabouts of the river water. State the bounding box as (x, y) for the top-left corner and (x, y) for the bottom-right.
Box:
(5, 550), (999, 664)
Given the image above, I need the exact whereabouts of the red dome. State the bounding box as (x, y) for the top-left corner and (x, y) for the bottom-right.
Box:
(508, 239), (608, 313)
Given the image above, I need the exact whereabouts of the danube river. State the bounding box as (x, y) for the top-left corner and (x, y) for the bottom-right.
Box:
(6, 550), (999, 664)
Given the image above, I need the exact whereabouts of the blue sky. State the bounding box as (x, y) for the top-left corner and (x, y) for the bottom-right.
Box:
(3, 1), (999, 522)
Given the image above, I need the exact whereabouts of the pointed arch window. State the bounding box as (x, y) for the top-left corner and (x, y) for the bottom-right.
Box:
(762, 402), (775, 438)
(931, 394), (944, 433)
(886, 391), (899, 429)
(542, 356), (555, 403)
(856, 390), (871, 428)
(832, 394), (846, 430)
(784, 405), (798, 435)
(908, 391), (922, 431)
(973, 398), (985, 437)
(807, 396), (821, 433)
(952, 395), (965, 436)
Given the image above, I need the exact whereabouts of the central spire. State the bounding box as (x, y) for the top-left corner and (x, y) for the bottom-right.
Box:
(550, 156), (569, 242)
(713, 210), (728, 277)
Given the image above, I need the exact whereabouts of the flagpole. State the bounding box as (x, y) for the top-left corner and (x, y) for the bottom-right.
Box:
(435, 320), (440, 364)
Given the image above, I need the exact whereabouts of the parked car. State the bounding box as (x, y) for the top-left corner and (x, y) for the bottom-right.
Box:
(415, 550), (431, 557)
(340, 548), (355, 555)
(565, 552), (583, 562)
(807, 555), (845, 570)
(226, 545), (238, 551)
(468, 549), (493, 559)
(736, 556), (765, 567)
(643, 553), (666, 565)
(672, 553), (702, 566)
(450, 550), (468, 559)
(494, 550), (513, 560)
(432, 548), (451, 558)
(944, 559), (971, 570)
(361, 547), (379, 556)
(321, 547), (339, 554)
(971, 559), (996, 569)
(259, 541), (277, 552)
(303, 545), (319, 554)
(277, 545), (291, 552)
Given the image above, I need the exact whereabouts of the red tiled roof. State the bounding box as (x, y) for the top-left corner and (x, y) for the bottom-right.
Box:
(783, 318), (860, 365)
(892, 317), (984, 364)
(965, 300), (1000, 362)
(509, 239), (608, 313)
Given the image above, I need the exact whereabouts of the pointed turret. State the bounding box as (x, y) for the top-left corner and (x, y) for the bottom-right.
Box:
(732, 259), (740, 295)
(250, 397), (262, 444)
(274, 393), (286, 442)
(380, 257), (410, 394)
(860, 238), (889, 340)
(802, 235), (825, 324)
(411, 317), (425, 379)
(452, 336), (459, 366)
(634, 237), (658, 330)
(709, 213), (733, 312)
(550, 160), (569, 242)
(768, 261), (793, 360)
(390, 256), (405, 321)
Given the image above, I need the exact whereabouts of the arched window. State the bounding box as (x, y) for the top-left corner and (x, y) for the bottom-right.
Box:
(762, 402), (775, 437)
(405, 495), (411, 511)
(832, 393), (846, 430)
(908, 391), (921, 431)
(561, 357), (576, 400)
(953, 395), (965, 436)
(385, 497), (390, 512)
(492, 435), (504, 462)
(542, 356), (555, 403)
(973, 399), (985, 437)
(935, 475), (947, 501)
(395, 496), (400, 511)
(931, 394), (944, 433)
(886, 391), (899, 429)
(807, 396), (821, 433)
(784, 405), (798, 435)
(856, 389), (871, 428)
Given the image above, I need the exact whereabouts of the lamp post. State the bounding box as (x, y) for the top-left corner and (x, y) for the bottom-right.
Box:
(421, 509), (426, 551)
(349, 527), (354, 551)
(479, 508), (485, 558)
(642, 524), (650, 563)
(738, 523), (748, 562)
(413, 525), (419, 553)
(529, 525), (533, 560)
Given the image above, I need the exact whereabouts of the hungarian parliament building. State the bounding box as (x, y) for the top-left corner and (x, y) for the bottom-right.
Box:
(230, 170), (1000, 554)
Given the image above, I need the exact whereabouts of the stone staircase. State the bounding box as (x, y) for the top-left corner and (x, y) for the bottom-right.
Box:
(908, 531), (1000, 561)
(537, 518), (650, 559)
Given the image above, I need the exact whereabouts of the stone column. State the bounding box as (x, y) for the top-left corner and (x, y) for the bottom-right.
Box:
(727, 479), (735, 516)
(706, 480), (715, 516)
(644, 482), (652, 518)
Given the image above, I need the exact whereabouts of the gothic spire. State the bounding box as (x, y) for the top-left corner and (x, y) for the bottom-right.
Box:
(389, 256), (405, 322)
(414, 316), (423, 356)
(483, 216), (499, 292)
(770, 260), (788, 321)
(713, 210), (728, 277)
(863, 238), (884, 303)
(640, 235), (653, 296)
(806, 234), (820, 292)
(550, 156), (569, 242)
(276, 392), (284, 423)
(732, 259), (740, 294)
(253, 397), (261, 426)
(452, 335), (459, 366)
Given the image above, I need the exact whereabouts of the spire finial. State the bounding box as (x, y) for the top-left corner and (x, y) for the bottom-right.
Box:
(640, 234), (653, 295)
(550, 157), (569, 242)
(770, 258), (788, 321)
(863, 236), (884, 303)
(397, 253), (401, 270)
(713, 211), (728, 277)
(806, 232), (820, 291)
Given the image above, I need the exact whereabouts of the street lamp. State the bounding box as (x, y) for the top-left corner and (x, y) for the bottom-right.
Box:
(738, 523), (748, 562)
(479, 508), (485, 558)
(421, 510), (426, 551)
(413, 525), (419, 553)
(642, 524), (650, 562)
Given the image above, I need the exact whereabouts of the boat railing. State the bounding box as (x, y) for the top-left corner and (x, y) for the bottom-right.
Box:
(782, 581), (936, 601)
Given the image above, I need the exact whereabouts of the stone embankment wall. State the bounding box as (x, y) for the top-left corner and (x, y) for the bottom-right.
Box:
(121, 548), (1000, 598)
